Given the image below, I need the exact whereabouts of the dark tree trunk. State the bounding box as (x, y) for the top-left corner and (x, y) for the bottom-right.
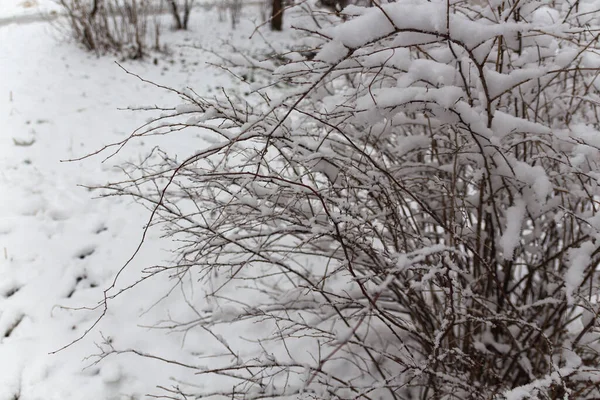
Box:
(271, 0), (283, 31)
(182, 0), (191, 30)
(167, 0), (183, 30)
(90, 0), (100, 18)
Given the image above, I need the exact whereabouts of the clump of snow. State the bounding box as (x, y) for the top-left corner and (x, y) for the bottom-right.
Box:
(565, 242), (595, 304)
(485, 68), (547, 100)
(330, 7), (395, 48)
(491, 111), (551, 139)
(175, 103), (203, 113)
(499, 199), (525, 260)
(510, 162), (552, 205)
(315, 40), (348, 64)
(334, 325), (354, 344)
(356, 86), (463, 110)
(531, 5), (560, 26)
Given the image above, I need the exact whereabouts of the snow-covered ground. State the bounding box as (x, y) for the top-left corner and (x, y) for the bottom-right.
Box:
(0, 0), (60, 20)
(0, 6), (273, 399)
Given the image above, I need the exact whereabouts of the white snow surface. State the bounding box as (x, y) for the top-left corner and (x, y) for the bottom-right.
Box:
(0, 0), (60, 20)
(0, 7), (270, 399)
(499, 199), (525, 260)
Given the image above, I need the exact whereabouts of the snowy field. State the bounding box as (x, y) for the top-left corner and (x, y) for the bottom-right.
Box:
(0, 4), (275, 399)
(0, 0), (60, 21)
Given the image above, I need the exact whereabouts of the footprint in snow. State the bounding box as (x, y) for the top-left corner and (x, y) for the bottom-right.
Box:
(75, 245), (95, 260)
(2, 286), (20, 298)
(66, 274), (99, 298)
(94, 225), (108, 234)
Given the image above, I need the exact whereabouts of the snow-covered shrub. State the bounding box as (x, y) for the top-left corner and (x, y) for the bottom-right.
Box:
(95, 0), (600, 398)
(58, 0), (161, 58)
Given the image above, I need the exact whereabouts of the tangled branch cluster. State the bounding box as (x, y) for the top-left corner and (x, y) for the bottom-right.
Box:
(97, 0), (600, 398)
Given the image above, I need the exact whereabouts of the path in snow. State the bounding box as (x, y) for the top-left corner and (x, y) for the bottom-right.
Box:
(0, 9), (262, 399)
(0, 12), (59, 27)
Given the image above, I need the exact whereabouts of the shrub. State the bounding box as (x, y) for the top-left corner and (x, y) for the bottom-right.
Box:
(58, 0), (161, 58)
(93, 0), (600, 398)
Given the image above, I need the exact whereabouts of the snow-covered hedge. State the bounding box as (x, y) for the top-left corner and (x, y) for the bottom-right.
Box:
(96, 0), (600, 398)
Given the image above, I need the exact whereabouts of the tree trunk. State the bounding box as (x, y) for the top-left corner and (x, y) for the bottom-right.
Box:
(167, 0), (183, 30)
(271, 0), (283, 31)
